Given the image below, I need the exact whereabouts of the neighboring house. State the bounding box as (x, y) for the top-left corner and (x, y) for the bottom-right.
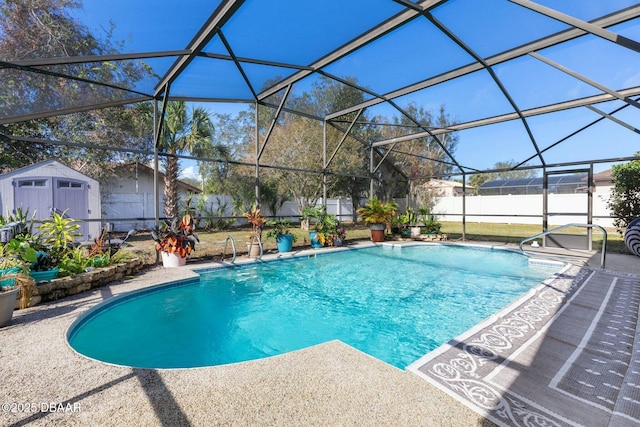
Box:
(100, 163), (201, 232)
(420, 179), (474, 197)
(592, 169), (613, 191)
(0, 160), (101, 240)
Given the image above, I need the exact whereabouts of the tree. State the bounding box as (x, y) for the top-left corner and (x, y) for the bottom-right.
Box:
(258, 114), (326, 214)
(376, 104), (460, 202)
(607, 157), (640, 235)
(0, 0), (155, 178)
(198, 111), (251, 195)
(160, 101), (215, 218)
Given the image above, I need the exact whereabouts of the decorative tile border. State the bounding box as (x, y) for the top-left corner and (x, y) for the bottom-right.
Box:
(408, 265), (598, 427)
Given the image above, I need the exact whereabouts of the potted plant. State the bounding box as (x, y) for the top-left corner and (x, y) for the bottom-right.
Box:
(0, 255), (34, 327)
(26, 250), (59, 283)
(266, 218), (297, 253)
(333, 226), (346, 246)
(316, 212), (341, 247)
(0, 247), (27, 289)
(243, 204), (266, 258)
(356, 198), (398, 242)
(300, 205), (322, 232)
(423, 215), (442, 234)
(411, 206), (430, 237)
(151, 214), (198, 267)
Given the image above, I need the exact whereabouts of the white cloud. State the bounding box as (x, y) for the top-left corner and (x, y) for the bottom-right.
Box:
(179, 165), (199, 181)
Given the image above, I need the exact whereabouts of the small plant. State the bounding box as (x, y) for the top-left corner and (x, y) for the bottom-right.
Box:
(423, 215), (442, 234)
(266, 218), (297, 241)
(151, 214), (199, 258)
(27, 251), (55, 272)
(399, 207), (418, 226)
(57, 247), (92, 276)
(39, 209), (82, 247)
(243, 204), (267, 239)
(300, 205), (323, 230)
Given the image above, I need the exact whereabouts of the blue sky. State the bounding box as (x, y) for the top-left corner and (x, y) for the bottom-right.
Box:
(70, 0), (640, 178)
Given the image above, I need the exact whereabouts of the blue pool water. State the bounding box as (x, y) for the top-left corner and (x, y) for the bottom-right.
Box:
(68, 245), (561, 369)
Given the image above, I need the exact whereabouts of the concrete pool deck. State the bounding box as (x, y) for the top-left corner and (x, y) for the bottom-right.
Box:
(0, 242), (638, 426)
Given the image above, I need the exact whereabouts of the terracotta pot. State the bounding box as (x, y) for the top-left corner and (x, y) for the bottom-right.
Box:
(369, 224), (385, 242)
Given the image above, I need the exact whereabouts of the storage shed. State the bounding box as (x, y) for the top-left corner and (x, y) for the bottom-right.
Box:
(0, 160), (101, 240)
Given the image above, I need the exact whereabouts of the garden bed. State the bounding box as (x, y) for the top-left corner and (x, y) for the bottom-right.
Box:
(11, 258), (146, 309)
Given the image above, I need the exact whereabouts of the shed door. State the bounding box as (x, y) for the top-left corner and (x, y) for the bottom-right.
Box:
(53, 178), (88, 237)
(13, 177), (52, 221)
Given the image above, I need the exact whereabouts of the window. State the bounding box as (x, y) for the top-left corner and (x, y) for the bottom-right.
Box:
(57, 180), (83, 189)
(17, 179), (47, 187)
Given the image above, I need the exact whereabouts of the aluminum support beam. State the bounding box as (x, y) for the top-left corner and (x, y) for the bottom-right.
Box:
(529, 52), (640, 110)
(425, 13), (545, 167)
(326, 6), (640, 120)
(509, 0), (640, 54)
(258, 0), (447, 101)
(324, 109), (363, 169)
(257, 85), (292, 161)
(584, 105), (640, 134)
(9, 50), (191, 67)
(371, 87), (640, 148)
(154, 0), (245, 97)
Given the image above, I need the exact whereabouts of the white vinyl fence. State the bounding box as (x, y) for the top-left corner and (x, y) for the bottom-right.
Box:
(103, 192), (614, 232)
(431, 193), (614, 228)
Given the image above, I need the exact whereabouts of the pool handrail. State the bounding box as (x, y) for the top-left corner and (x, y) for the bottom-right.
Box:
(519, 223), (606, 269)
(223, 235), (237, 263)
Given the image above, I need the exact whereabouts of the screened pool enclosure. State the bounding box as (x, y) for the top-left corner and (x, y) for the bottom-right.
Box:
(1, 0), (640, 232)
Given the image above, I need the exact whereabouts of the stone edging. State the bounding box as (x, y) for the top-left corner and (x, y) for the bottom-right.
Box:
(15, 258), (148, 309)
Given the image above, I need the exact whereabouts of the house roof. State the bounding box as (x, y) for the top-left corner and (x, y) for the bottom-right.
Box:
(0, 159), (94, 181)
(424, 179), (464, 188)
(113, 163), (202, 194)
(592, 169), (613, 183)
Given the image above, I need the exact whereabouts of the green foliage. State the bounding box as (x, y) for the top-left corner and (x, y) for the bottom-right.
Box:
(160, 101), (218, 218)
(0, 1), (155, 175)
(57, 247), (91, 276)
(38, 210), (82, 249)
(300, 206), (324, 223)
(0, 241), (30, 274)
(198, 196), (235, 231)
(398, 207), (418, 226)
(266, 219), (296, 242)
(314, 212), (339, 235)
(422, 215), (442, 234)
(608, 158), (640, 234)
(356, 199), (398, 225)
(108, 249), (132, 264)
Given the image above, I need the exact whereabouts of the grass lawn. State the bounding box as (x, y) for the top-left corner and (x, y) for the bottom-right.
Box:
(121, 221), (628, 264)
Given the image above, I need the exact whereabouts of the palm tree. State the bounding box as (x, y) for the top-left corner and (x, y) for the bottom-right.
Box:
(160, 101), (215, 218)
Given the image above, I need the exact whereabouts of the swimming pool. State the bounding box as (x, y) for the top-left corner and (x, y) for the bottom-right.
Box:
(68, 244), (562, 369)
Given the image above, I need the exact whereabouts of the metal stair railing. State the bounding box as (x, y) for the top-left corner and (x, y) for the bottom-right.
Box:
(222, 235), (237, 263)
(519, 223), (607, 269)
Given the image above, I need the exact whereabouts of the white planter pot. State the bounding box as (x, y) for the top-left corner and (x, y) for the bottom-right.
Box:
(410, 226), (423, 237)
(161, 252), (187, 268)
